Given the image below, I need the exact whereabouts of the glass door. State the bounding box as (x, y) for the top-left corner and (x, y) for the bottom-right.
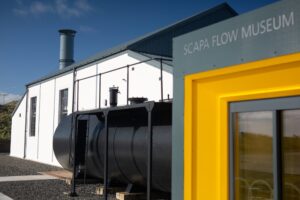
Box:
(230, 97), (300, 200)
(281, 110), (300, 199)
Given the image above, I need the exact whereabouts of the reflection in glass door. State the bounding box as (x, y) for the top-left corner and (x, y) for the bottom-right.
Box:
(282, 110), (300, 199)
(230, 97), (300, 200)
(234, 112), (274, 199)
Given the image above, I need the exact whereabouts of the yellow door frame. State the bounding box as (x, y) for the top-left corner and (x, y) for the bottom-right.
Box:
(184, 52), (300, 200)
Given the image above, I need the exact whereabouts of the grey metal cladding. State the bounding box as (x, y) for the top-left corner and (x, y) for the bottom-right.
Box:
(26, 3), (236, 87)
(172, 1), (300, 200)
(170, 4), (238, 200)
(171, 75), (185, 200)
(174, 0), (300, 76)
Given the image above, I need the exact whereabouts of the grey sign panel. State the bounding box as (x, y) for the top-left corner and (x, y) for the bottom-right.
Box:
(174, 0), (300, 75)
(172, 0), (300, 200)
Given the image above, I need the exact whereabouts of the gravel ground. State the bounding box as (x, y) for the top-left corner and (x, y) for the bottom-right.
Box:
(0, 154), (168, 200)
(0, 154), (116, 199)
(0, 179), (116, 200)
(0, 153), (61, 176)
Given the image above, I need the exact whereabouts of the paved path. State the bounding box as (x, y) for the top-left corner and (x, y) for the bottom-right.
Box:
(0, 192), (13, 200)
(0, 174), (57, 182)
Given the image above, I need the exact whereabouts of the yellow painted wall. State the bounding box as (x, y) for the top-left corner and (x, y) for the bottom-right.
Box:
(184, 52), (300, 200)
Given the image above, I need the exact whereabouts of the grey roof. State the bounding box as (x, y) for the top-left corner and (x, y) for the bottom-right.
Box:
(137, 52), (173, 66)
(26, 3), (237, 87)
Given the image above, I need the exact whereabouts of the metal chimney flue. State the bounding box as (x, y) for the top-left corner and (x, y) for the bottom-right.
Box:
(59, 29), (76, 70)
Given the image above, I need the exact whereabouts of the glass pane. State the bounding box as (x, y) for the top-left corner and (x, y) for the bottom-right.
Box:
(234, 111), (273, 199)
(59, 89), (68, 122)
(62, 89), (68, 112)
(30, 97), (37, 136)
(282, 110), (300, 199)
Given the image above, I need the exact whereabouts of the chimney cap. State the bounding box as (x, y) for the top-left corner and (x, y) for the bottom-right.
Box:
(58, 29), (76, 35)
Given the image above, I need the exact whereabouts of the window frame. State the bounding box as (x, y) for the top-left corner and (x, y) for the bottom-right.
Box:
(58, 88), (68, 122)
(229, 96), (300, 200)
(29, 96), (37, 137)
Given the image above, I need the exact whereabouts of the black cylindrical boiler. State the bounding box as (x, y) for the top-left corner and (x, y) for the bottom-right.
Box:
(53, 103), (171, 193)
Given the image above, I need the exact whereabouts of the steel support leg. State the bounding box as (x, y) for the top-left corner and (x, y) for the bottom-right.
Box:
(160, 58), (163, 102)
(103, 111), (109, 200)
(127, 65), (129, 105)
(70, 114), (78, 197)
(147, 103), (154, 200)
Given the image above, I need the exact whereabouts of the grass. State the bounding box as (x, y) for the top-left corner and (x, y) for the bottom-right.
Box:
(239, 132), (300, 154)
(0, 101), (18, 141)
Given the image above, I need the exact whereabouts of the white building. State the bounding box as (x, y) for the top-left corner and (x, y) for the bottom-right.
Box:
(10, 4), (237, 166)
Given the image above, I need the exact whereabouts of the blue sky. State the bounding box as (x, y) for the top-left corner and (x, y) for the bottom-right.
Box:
(0, 0), (278, 98)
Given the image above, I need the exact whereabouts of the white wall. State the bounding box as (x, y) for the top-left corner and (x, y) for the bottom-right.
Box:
(74, 52), (138, 109)
(11, 50), (173, 166)
(52, 73), (73, 165)
(16, 72), (73, 166)
(95, 51), (173, 108)
(127, 51), (173, 101)
(10, 94), (26, 158)
(37, 80), (55, 164)
(76, 64), (98, 111)
(25, 84), (41, 161)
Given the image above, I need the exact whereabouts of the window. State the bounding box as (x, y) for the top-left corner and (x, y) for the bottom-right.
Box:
(233, 111), (274, 199)
(230, 96), (300, 200)
(59, 89), (68, 122)
(281, 110), (300, 199)
(29, 97), (37, 136)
